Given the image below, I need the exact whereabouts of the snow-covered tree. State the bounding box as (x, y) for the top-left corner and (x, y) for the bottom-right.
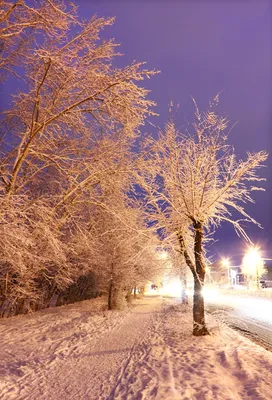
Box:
(0, 8), (157, 195)
(136, 97), (268, 335)
(0, 196), (72, 315)
(0, 1), (158, 315)
(0, 0), (77, 80)
(90, 170), (163, 310)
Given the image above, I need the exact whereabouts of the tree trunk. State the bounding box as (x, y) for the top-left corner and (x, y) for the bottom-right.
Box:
(133, 286), (137, 298)
(180, 272), (188, 304)
(181, 286), (188, 305)
(113, 287), (127, 310)
(126, 288), (133, 304)
(192, 220), (209, 336)
(108, 263), (115, 310)
(108, 278), (113, 310)
(193, 273), (208, 336)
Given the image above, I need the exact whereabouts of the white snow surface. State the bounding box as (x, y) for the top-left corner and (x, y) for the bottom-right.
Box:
(1, 295), (272, 400)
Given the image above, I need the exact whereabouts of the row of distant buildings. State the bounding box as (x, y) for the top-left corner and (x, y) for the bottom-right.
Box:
(209, 260), (272, 287)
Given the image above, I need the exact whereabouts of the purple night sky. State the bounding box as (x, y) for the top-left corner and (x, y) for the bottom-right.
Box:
(1, 1), (271, 264)
(76, 0), (271, 264)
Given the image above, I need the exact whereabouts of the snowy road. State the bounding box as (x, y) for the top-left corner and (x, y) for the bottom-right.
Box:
(1, 296), (272, 399)
(204, 293), (272, 349)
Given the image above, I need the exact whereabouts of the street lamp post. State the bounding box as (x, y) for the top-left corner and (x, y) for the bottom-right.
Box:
(256, 263), (260, 289)
(230, 269), (237, 286)
(242, 247), (263, 290)
(222, 258), (231, 286)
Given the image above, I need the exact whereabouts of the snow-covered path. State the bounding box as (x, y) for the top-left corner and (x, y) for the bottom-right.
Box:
(0, 297), (162, 400)
(1, 296), (272, 400)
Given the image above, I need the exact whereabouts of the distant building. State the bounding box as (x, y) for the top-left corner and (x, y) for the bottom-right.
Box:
(261, 261), (272, 281)
(209, 260), (272, 287)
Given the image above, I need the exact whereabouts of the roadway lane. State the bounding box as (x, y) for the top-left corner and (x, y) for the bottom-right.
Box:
(204, 290), (272, 349)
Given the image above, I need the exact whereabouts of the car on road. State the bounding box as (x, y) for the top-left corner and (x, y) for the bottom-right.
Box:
(260, 280), (272, 288)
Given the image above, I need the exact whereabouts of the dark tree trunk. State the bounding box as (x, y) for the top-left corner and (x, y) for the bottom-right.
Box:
(180, 273), (188, 304)
(192, 220), (209, 336)
(108, 263), (114, 310)
(193, 272), (208, 335)
(126, 288), (133, 304)
(181, 286), (188, 305)
(108, 278), (113, 310)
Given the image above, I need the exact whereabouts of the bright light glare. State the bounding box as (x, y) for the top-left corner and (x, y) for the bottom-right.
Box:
(161, 277), (182, 297)
(202, 287), (219, 301)
(241, 297), (272, 324)
(159, 251), (168, 260)
(145, 283), (160, 295)
(221, 258), (230, 267)
(230, 269), (237, 279)
(235, 284), (247, 290)
(243, 247), (260, 269)
(242, 246), (265, 278)
(203, 290), (272, 325)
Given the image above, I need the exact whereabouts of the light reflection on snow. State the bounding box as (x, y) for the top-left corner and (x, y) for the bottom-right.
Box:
(201, 287), (220, 302)
(204, 290), (272, 325)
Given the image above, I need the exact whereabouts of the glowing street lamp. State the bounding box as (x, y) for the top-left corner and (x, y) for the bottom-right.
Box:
(221, 257), (231, 285)
(158, 251), (168, 260)
(242, 247), (264, 289)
